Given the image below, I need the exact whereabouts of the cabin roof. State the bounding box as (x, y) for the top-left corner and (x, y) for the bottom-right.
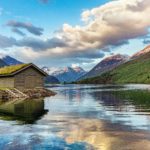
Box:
(0, 63), (48, 77)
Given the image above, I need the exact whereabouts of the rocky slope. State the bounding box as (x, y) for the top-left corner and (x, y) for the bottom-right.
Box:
(81, 54), (129, 80)
(78, 45), (150, 84)
(131, 45), (150, 59)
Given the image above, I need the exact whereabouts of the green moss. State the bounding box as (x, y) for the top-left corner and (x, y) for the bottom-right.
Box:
(0, 64), (29, 75)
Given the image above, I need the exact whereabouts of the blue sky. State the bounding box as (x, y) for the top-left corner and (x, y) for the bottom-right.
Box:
(0, 0), (108, 36)
(0, 0), (149, 70)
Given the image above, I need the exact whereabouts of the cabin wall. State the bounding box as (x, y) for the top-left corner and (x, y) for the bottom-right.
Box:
(14, 67), (44, 90)
(0, 77), (14, 88)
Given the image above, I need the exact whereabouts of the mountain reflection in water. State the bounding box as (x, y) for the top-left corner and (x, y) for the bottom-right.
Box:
(0, 85), (150, 149)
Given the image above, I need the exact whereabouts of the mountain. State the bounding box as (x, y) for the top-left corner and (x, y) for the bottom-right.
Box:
(44, 75), (60, 84)
(42, 67), (60, 84)
(131, 45), (150, 59)
(43, 66), (86, 83)
(78, 45), (150, 84)
(0, 55), (23, 68)
(2, 55), (23, 65)
(0, 59), (8, 68)
(81, 54), (129, 80)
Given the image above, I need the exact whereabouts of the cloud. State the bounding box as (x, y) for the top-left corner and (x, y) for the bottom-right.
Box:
(143, 39), (150, 44)
(12, 28), (26, 36)
(0, 35), (16, 48)
(1, 0), (150, 66)
(6, 20), (44, 36)
(22, 0), (149, 58)
(127, 0), (150, 12)
(17, 37), (67, 50)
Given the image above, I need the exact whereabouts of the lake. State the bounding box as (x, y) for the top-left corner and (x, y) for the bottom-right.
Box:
(0, 84), (150, 150)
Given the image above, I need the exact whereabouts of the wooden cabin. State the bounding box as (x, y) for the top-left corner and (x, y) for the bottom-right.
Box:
(0, 63), (48, 91)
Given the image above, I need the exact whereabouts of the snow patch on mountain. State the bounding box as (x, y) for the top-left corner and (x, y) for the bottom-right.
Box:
(42, 66), (87, 82)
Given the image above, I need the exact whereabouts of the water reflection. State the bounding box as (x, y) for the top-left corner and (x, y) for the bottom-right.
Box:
(0, 85), (150, 149)
(51, 117), (150, 150)
(0, 99), (48, 124)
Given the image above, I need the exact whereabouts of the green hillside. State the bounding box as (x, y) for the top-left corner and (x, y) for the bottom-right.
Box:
(78, 52), (150, 84)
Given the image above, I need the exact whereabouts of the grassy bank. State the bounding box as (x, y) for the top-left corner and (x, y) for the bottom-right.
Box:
(77, 52), (150, 84)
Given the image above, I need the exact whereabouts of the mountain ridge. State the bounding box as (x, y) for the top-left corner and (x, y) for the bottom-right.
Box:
(80, 54), (129, 80)
(0, 55), (23, 67)
(43, 66), (86, 83)
(131, 45), (150, 59)
(2, 55), (23, 65)
(77, 45), (150, 84)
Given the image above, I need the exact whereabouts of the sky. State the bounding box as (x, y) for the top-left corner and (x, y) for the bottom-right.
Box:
(0, 0), (150, 70)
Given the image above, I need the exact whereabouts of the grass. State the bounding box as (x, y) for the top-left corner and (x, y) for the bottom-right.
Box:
(78, 52), (150, 84)
(0, 64), (29, 75)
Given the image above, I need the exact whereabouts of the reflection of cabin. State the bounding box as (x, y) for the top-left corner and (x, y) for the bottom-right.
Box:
(0, 63), (48, 91)
(0, 99), (47, 123)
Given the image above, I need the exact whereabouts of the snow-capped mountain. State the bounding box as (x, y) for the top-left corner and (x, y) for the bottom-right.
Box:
(42, 66), (87, 83)
(80, 54), (129, 80)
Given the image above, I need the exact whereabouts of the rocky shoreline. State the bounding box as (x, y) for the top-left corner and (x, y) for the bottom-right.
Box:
(23, 88), (56, 99)
(0, 88), (56, 100)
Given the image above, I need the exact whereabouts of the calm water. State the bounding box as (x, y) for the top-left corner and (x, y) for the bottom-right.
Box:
(0, 84), (150, 150)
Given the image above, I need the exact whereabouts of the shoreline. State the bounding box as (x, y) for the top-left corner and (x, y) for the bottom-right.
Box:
(0, 88), (56, 100)
(23, 88), (56, 99)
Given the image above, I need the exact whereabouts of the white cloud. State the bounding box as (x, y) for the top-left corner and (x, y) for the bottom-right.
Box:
(23, 0), (150, 60)
(1, 0), (150, 67)
(71, 63), (80, 68)
(0, 53), (6, 59)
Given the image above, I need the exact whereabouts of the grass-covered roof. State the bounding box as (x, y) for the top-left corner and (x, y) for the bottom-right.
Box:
(0, 64), (30, 75)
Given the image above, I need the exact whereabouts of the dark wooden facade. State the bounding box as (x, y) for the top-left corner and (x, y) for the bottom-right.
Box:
(0, 64), (47, 90)
(14, 67), (45, 90)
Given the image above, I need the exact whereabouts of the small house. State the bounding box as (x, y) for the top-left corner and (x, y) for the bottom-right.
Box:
(0, 63), (48, 91)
